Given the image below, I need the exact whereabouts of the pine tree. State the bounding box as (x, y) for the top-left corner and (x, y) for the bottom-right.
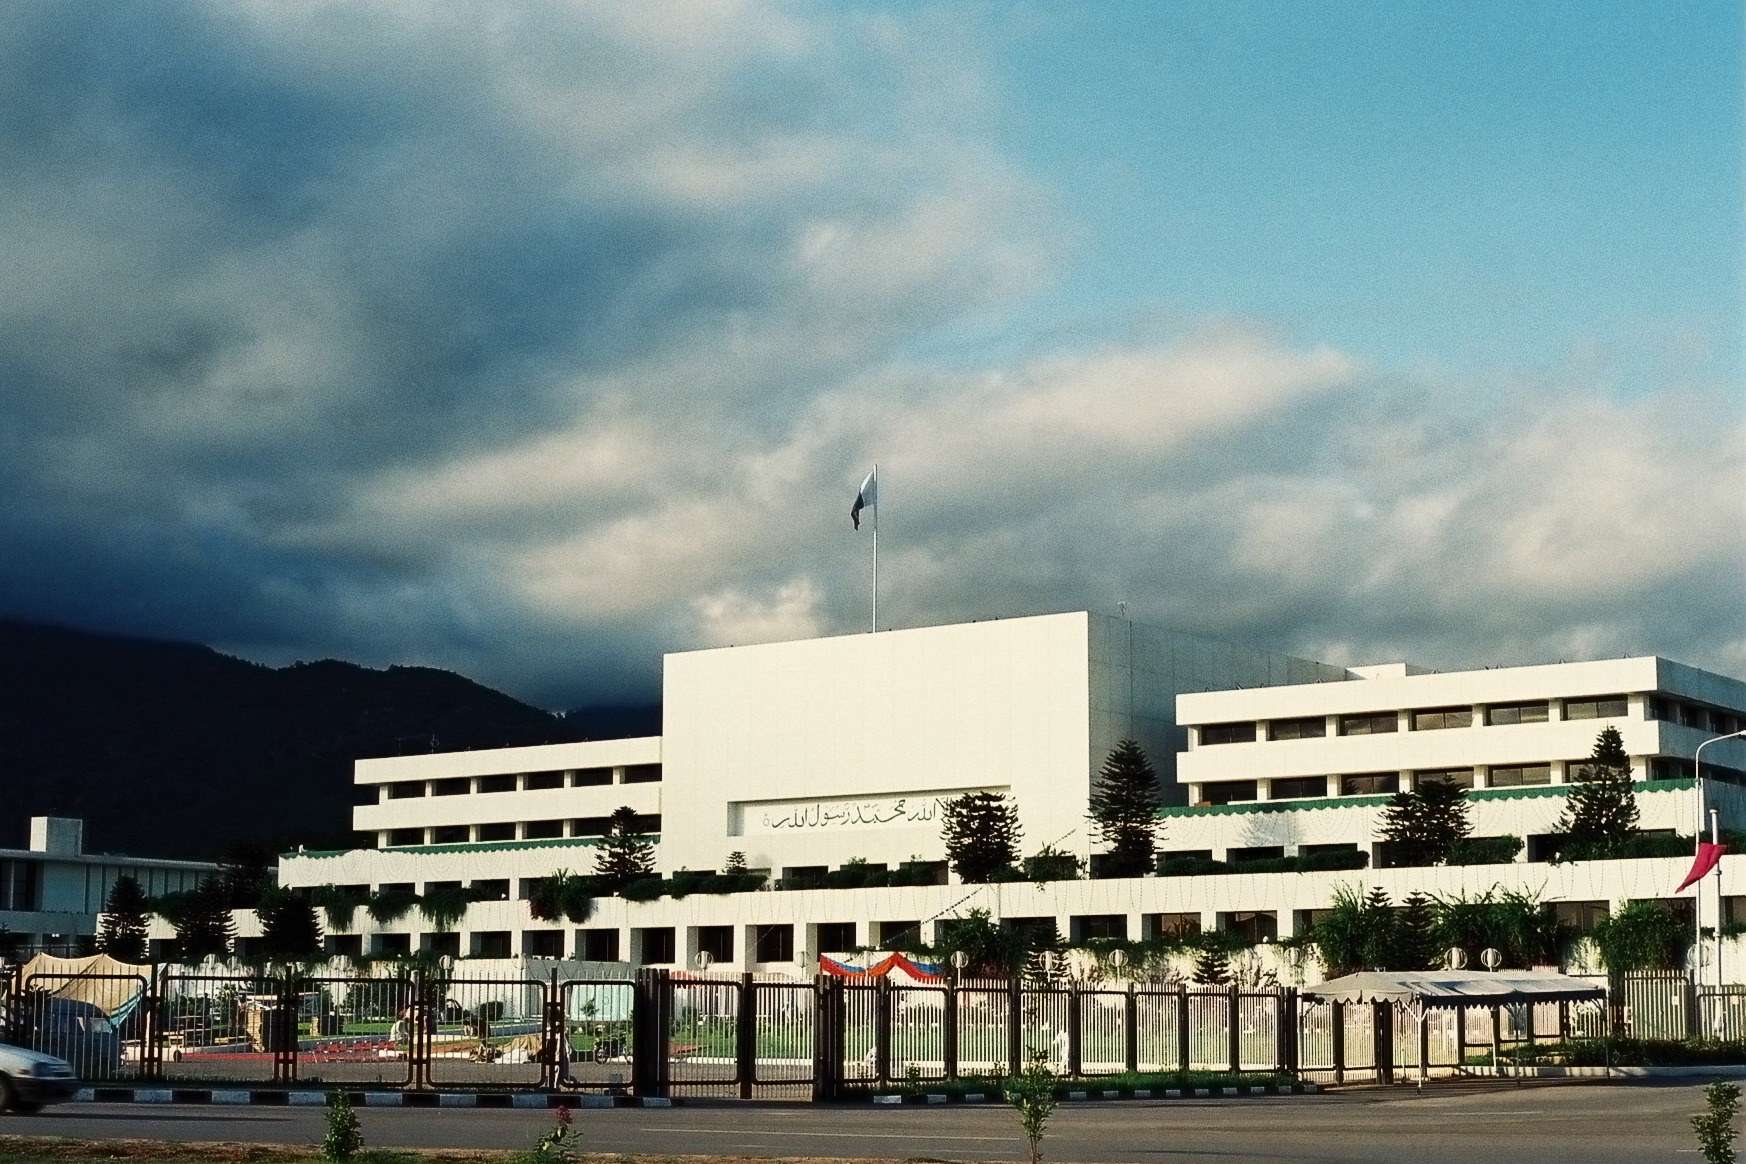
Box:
(1557, 726), (1640, 856)
(258, 888), (324, 959)
(176, 876), (236, 963)
(94, 875), (150, 963)
(1393, 891), (1439, 971)
(1378, 779), (1472, 866)
(941, 792), (1021, 883)
(593, 806), (656, 893)
(1088, 739), (1163, 878)
(1192, 938), (1231, 985)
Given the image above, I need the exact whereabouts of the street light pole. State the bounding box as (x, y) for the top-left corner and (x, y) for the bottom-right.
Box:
(1693, 729), (1746, 989)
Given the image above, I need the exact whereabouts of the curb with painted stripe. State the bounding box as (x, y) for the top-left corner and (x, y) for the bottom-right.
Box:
(73, 1088), (676, 1108)
(866, 1082), (1318, 1105)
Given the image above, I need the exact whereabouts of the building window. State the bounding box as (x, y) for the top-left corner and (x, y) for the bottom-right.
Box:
(1650, 757), (1692, 780)
(523, 820), (564, 840)
(1144, 913), (1201, 940)
(579, 929), (621, 961)
(1220, 911), (1278, 942)
(877, 921), (921, 949)
(1301, 843), (1359, 856)
(1647, 697), (1672, 721)
(424, 932), (461, 958)
(472, 931), (512, 958)
(524, 770), (566, 790)
(637, 927), (676, 964)
(1713, 710), (1738, 734)
(1268, 717), (1326, 741)
(374, 933), (411, 957)
(0, 860), (40, 911)
(1228, 846), (1286, 864)
(1681, 704), (1706, 728)
(431, 778), (470, 796)
(470, 879), (510, 901)
(1488, 765), (1551, 787)
(476, 823), (516, 842)
(623, 764), (663, 784)
(572, 817), (612, 836)
(817, 922), (857, 952)
(1554, 901), (1610, 932)
(1411, 707), (1472, 731)
(1339, 712), (1398, 736)
(1071, 915), (1127, 942)
(1340, 773), (1399, 796)
(1200, 722), (1257, 745)
(1200, 780), (1257, 805)
(387, 828), (425, 847)
(1415, 768), (1475, 790)
(754, 924), (794, 963)
(779, 866), (828, 890)
(524, 930), (565, 958)
(476, 774), (517, 793)
(571, 767), (613, 786)
(697, 926), (735, 964)
(1269, 776), (1328, 800)
(326, 935), (363, 959)
(1001, 918), (1059, 946)
(1565, 695), (1629, 721)
(1487, 702), (1549, 726)
(379, 882), (415, 894)
(388, 782), (425, 799)
(431, 825), (469, 845)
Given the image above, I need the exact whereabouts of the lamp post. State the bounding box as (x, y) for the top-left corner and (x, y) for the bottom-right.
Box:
(1693, 729), (1746, 990)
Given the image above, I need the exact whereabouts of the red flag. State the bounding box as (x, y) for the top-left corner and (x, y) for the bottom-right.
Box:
(1676, 842), (1728, 893)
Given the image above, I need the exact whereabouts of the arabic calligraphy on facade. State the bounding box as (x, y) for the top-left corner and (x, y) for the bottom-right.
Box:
(755, 796), (944, 833)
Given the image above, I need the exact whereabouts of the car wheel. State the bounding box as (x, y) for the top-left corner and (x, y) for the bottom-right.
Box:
(0, 1074), (15, 1113)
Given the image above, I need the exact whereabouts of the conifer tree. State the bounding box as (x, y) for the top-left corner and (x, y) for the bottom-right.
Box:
(1192, 938), (1231, 985)
(176, 876), (236, 963)
(1378, 779), (1472, 866)
(1088, 739), (1163, 878)
(941, 792), (1021, 883)
(593, 806), (656, 893)
(258, 888), (324, 959)
(1557, 727), (1640, 856)
(94, 875), (150, 963)
(1394, 891), (1439, 971)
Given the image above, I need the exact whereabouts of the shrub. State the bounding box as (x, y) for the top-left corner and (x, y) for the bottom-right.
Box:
(366, 888), (419, 925)
(1007, 1051), (1058, 1164)
(1447, 835), (1523, 865)
(322, 1090), (363, 1161)
(1694, 1079), (1740, 1164)
(1591, 899), (1692, 973)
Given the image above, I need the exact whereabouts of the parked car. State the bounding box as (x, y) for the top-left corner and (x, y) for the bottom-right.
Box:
(19, 998), (121, 1080)
(0, 1042), (78, 1113)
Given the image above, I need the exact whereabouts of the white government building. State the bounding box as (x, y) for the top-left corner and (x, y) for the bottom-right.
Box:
(276, 612), (1746, 977)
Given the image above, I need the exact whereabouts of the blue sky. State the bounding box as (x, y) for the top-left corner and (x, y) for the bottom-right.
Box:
(0, 1), (1739, 707)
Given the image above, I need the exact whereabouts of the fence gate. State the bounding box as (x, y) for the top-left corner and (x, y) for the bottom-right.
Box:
(558, 978), (636, 1092)
(15, 970), (149, 1082)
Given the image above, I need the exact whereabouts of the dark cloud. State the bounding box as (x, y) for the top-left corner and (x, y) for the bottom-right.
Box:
(0, 1), (1738, 710)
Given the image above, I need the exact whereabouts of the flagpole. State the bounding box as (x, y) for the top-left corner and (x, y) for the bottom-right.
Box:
(871, 463), (878, 634)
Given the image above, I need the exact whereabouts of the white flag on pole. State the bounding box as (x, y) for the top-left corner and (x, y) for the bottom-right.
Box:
(850, 467), (877, 530)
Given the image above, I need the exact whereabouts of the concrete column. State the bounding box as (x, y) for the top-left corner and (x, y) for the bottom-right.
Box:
(1325, 775), (1341, 798)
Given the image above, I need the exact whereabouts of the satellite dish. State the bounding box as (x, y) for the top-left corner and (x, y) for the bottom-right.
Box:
(950, 950), (970, 970)
(1446, 947), (1468, 970)
(1108, 948), (1128, 969)
(696, 950), (714, 971)
(1480, 948), (1503, 971)
(1038, 951), (1058, 973)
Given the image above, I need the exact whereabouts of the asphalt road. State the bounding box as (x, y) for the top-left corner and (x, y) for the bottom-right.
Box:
(0, 1080), (1724, 1164)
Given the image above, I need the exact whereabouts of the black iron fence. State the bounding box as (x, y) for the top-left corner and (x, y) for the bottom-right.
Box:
(2, 964), (1732, 1097)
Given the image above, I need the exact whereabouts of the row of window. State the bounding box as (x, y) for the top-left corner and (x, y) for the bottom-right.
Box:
(1197, 693), (1742, 746)
(379, 814), (661, 847)
(381, 765), (662, 799)
(1199, 763), (1574, 804)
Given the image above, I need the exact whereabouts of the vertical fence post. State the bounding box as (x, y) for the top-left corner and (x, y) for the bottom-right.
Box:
(1008, 976), (1023, 1075)
(542, 970), (564, 1091)
(1227, 983), (1241, 1074)
(737, 973), (757, 1099)
(1124, 984), (1138, 1074)
(943, 977), (960, 1080)
(1489, 1006), (1502, 1078)
(1062, 982), (1079, 1078)
(140, 964), (163, 1083)
(408, 969), (430, 1090)
(632, 968), (669, 1098)
(1176, 985), (1190, 1074)
(1684, 973), (1699, 1040)
(1331, 1000), (1345, 1085)
(874, 976), (892, 1087)
(1557, 999), (1569, 1041)
(1455, 1005), (1466, 1070)
(812, 975), (843, 1103)
(272, 967), (298, 1085)
(1375, 1002), (1393, 1084)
